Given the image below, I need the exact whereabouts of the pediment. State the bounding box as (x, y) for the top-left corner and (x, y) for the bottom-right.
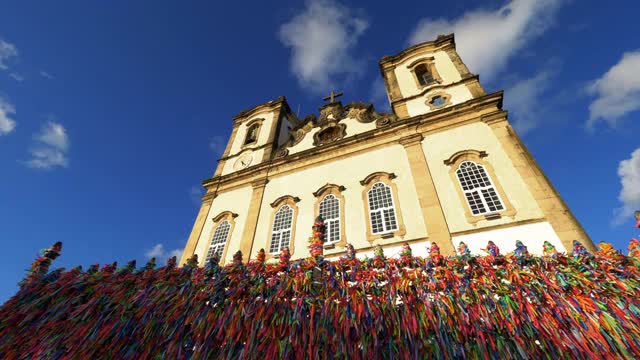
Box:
(273, 101), (399, 158)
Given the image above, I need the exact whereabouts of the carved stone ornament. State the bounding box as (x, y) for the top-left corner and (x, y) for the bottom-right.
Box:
(274, 147), (289, 158)
(344, 102), (375, 123)
(289, 116), (316, 147)
(318, 102), (344, 125)
(313, 122), (347, 146)
(271, 99), (399, 157)
(374, 112), (399, 128)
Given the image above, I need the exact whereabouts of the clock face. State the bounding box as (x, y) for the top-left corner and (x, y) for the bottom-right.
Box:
(234, 153), (253, 170)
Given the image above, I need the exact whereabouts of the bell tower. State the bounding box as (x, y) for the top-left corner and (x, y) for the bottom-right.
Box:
(379, 34), (487, 119)
(214, 97), (296, 177)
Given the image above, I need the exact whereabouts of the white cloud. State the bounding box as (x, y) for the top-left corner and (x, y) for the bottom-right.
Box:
(25, 121), (70, 169)
(504, 69), (553, 134)
(0, 39), (18, 70)
(26, 148), (68, 169)
(0, 97), (17, 135)
(39, 70), (53, 79)
(586, 50), (640, 129)
(37, 121), (69, 150)
(408, 0), (563, 82)
(279, 0), (369, 92)
(9, 72), (24, 82)
(144, 243), (183, 263)
(613, 148), (640, 226)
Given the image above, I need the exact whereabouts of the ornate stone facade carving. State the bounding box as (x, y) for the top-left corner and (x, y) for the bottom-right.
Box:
(272, 100), (399, 157)
(313, 122), (347, 146)
(344, 102), (375, 123)
(374, 112), (399, 128)
(318, 102), (344, 125)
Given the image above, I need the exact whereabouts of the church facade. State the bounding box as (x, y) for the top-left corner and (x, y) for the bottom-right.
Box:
(180, 34), (595, 266)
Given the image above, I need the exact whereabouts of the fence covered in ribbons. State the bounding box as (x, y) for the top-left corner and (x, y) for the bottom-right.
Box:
(1, 218), (640, 359)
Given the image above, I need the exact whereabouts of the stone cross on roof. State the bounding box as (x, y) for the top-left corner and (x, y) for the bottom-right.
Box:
(322, 90), (343, 104)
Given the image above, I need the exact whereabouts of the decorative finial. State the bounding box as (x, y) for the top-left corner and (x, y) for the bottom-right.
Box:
(457, 242), (470, 257)
(429, 242), (444, 266)
(484, 241), (500, 257)
(514, 240), (529, 257)
(372, 245), (386, 268)
(144, 258), (156, 271)
(256, 248), (266, 264)
(342, 243), (356, 261)
(542, 241), (558, 257)
(308, 215), (325, 263)
(572, 240), (589, 257)
(232, 251), (243, 266)
(279, 247), (291, 269)
(629, 239), (640, 258)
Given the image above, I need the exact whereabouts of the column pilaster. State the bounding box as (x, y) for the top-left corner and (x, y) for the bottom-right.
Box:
(399, 134), (454, 255)
(179, 192), (215, 265)
(239, 178), (269, 262)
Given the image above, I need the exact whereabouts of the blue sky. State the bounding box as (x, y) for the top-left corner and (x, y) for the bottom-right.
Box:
(1, 0), (639, 303)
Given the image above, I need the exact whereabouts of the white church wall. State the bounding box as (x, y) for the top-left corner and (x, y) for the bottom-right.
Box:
(287, 126), (319, 155)
(422, 122), (545, 233)
(393, 50), (463, 99)
(286, 116), (379, 157)
(342, 116), (377, 137)
(451, 221), (566, 255)
(277, 116), (294, 147)
(405, 83), (473, 117)
(193, 185), (253, 265)
(324, 240), (432, 262)
(253, 144), (428, 260)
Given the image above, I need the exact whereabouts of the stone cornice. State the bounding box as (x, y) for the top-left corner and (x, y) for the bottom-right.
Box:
(379, 34), (455, 69)
(390, 74), (481, 106)
(398, 133), (424, 147)
(218, 142), (273, 161)
(202, 91), (505, 190)
(201, 192), (217, 203)
(232, 96), (289, 124)
(250, 178), (269, 188)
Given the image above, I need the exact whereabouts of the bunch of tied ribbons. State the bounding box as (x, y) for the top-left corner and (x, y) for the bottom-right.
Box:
(1, 221), (640, 359)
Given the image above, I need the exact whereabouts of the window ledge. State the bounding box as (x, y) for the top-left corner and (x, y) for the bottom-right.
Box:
(323, 243), (336, 250)
(484, 212), (502, 221)
(380, 232), (395, 239)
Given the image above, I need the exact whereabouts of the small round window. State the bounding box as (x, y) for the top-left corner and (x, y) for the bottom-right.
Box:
(430, 96), (446, 107)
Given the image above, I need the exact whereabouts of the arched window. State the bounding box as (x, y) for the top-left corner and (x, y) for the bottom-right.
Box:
(407, 57), (442, 89)
(367, 182), (399, 234)
(313, 184), (347, 248)
(319, 194), (340, 243)
(360, 172), (406, 242)
(456, 161), (504, 215)
(244, 124), (259, 145)
(269, 205), (294, 254)
(415, 64), (435, 86)
(206, 220), (231, 262)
